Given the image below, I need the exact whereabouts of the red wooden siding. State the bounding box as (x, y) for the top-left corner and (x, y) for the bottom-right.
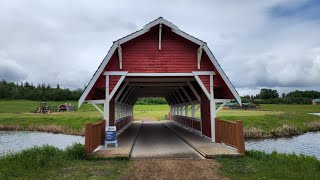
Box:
(87, 24), (235, 101)
(109, 76), (121, 94)
(106, 26), (204, 72)
(201, 91), (211, 138)
(199, 75), (210, 94)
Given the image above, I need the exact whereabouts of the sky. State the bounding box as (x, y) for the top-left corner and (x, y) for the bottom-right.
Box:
(1, 0), (320, 96)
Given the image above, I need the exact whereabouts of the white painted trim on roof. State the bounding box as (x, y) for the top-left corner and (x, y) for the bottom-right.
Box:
(109, 75), (127, 100)
(193, 74), (210, 100)
(127, 73), (194, 76)
(78, 17), (241, 108)
(87, 100), (105, 104)
(129, 82), (186, 87)
(143, 17), (178, 30)
(159, 23), (162, 50)
(197, 45), (203, 69)
(215, 99), (232, 103)
(203, 45), (241, 105)
(117, 42), (122, 69)
(115, 81), (129, 101)
(104, 71), (128, 75)
(171, 28), (205, 46)
(118, 28), (150, 44)
(78, 43), (117, 108)
(192, 71), (215, 75)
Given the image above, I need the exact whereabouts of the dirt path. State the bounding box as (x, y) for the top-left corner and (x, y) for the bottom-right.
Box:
(121, 159), (226, 180)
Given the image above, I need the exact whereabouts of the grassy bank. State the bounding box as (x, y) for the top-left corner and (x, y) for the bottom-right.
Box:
(0, 100), (102, 135)
(0, 144), (129, 179)
(216, 150), (320, 179)
(133, 103), (320, 138)
(1, 100), (320, 138)
(220, 104), (320, 138)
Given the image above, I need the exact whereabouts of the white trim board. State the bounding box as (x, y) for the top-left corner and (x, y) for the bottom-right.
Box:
(78, 17), (241, 108)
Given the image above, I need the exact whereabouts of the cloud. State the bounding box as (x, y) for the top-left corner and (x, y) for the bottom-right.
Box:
(0, 0), (319, 96)
(0, 51), (27, 82)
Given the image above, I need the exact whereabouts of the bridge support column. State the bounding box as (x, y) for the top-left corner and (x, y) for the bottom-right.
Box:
(104, 75), (110, 127)
(210, 74), (216, 142)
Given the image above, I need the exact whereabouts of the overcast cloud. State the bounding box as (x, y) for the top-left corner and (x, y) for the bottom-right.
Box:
(1, 0), (320, 95)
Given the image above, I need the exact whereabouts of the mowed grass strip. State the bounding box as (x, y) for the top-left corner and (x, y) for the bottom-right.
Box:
(0, 144), (129, 179)
(216, 150), (320, 180)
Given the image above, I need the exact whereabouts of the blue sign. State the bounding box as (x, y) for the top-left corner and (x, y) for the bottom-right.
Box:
(106, 131), (117, 141)
(105, 126), (118, 147)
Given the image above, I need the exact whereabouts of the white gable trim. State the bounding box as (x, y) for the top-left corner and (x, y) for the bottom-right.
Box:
(78, 43), (117, 108)
(143, 17), (178, 30)
(78, 17), (241, 108)
(203, 45), (241, 105)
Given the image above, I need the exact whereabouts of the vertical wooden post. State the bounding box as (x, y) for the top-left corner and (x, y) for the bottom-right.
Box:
(85, 123), (93, 157)
(215, 118), (221, 143)
(235, 121), (245, 154)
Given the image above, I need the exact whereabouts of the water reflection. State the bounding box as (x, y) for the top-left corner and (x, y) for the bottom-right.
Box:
(246, 132), (320, 159)
(0, 131), (84, 156)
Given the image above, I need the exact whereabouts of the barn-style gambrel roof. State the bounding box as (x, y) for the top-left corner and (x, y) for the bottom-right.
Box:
(78, 17), (241, 107)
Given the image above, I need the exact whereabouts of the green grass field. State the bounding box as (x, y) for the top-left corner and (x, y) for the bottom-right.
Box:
(0, 100), (102, 134)
(0, 144), (128, 179)
(0, 100), (320, 137)
(1, 143), (319, 179)
(217, 150), (320, 179)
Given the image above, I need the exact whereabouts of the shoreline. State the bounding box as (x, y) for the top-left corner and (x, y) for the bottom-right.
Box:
(1, 123), (320, 139)
(0, 125), (84, 136)
(244, 122), (320, 139)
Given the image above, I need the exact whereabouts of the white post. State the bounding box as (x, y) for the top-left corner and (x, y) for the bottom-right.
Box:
(210, 74), (216, 142)
(191, 103), (195, 118)
(104, 75), (110, 127)
(185, 104), (188, 117)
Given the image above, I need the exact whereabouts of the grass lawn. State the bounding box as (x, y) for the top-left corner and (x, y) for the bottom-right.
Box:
(1, 100), (320, 137)
(0, 144), (129, 179)
(1, 144), (319, 179)
(217, 150), (320, 179)
(0, 100), (102, 135)
(133, 104), (169, 121)
(220, 104), (320, 137)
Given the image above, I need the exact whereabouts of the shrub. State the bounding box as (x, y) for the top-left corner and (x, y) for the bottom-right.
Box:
(64, 143), (86, 160)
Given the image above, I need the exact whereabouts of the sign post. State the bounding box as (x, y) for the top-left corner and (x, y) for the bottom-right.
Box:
(105, 126), (118, 147)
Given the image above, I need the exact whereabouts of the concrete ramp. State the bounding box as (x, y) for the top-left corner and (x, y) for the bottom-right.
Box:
(163, 120), (240, 158)
(94, 121), (141, 158)
(130, 121), (203, 159)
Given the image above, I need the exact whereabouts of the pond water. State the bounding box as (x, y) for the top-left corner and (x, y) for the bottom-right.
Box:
(0, 131), (84, 156)
(246, 132), (320, 159)
(308, 113), (320, 116)
(1, 130), (320, 159)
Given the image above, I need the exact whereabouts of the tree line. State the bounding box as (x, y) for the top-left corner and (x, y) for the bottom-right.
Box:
(1, 79), (319, 104)
(242, 88), (320, 104)
(0, 80), (83, 101)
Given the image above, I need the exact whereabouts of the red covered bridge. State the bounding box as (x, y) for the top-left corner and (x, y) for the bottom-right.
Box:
(79, 17), (244, 156)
